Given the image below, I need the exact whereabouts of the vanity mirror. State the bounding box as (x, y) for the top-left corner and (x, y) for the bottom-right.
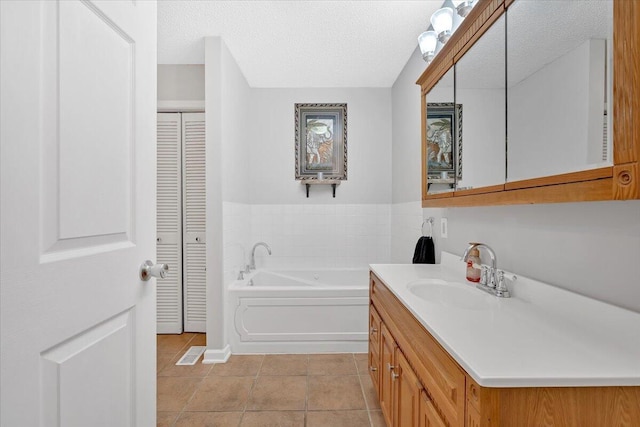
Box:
(454, 14), (505, 192)
(424, 68), (459, 196)
(506, 0), (612, 183)
(417, 0), (639, 207)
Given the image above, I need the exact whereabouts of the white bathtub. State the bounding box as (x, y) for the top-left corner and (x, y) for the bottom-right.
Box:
(228, 269), (370, 353)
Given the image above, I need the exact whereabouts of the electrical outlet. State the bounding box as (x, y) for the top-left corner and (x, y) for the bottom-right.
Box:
(440, 218), (448, 238)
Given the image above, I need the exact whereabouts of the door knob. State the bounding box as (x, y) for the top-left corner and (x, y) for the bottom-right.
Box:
(140, 260), (168, 281)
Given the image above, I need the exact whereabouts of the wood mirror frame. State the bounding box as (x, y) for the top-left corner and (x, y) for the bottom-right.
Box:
(418, 0), (639, 207)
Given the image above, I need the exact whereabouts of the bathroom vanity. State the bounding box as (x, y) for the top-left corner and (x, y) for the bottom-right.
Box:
(368, 255), (640, 426)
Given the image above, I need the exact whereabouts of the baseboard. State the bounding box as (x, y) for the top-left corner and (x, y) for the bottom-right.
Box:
(202, 345), (231, 364)
(229, 341), (368, 354)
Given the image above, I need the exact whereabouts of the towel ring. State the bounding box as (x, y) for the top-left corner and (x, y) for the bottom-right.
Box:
(422, 217), (434, 237)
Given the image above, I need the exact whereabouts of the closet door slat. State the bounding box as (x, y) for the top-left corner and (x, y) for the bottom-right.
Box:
(157, 113), (183, 334)
(182, 112), (206, 333)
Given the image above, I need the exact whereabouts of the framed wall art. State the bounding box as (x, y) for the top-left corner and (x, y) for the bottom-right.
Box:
(426, 102), (462, 179)
(295, 103), (347, 180)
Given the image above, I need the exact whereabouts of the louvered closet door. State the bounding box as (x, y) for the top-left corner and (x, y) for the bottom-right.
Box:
(182, 113), (206, 332)
(157, 113), (183, 333)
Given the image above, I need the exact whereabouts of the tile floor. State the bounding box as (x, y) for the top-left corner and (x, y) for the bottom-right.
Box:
(157, 333), (386, 427)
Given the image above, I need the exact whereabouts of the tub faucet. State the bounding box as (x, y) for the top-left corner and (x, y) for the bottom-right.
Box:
(462, 243), (512, 298)
(248, 242), (272, 270)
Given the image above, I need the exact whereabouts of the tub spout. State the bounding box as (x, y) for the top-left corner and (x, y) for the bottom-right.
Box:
(248, 242), (272, 270)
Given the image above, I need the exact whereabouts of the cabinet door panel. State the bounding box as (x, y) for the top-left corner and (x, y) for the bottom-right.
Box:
(380, 323), (395, 427)
(369, 346), (380, 397)
(394, 349), (421, 427)
(419, 390), (447, 427)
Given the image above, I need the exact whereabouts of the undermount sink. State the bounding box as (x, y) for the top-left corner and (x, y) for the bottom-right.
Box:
(407, 279), (492, 310)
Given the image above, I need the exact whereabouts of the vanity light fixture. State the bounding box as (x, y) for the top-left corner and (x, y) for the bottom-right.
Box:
(431, 7), (454, 44)
(420, 0), (475, 63)
(418, 27), (438, 63)
(451, 0), (475, 18)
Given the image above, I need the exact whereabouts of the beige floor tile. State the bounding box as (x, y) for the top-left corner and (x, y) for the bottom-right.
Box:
(189, 333), (207, 346)
(369, 410), (387, 427)
(174, 411), (243, 427)
(306, 410), (371, 427)
(157, 333), (196, 354)
(158, 352), (178, 373)
(354, 353), (369, 375)
(186, 376), (255, 412)
(157, 411), (180, 427)
(157, 376), (202, 412)
(359, 373), (381, 410)
(246, 376), (307, 411)
(210, 355), (264, 377)
(308, 354), (357, 376)
(259, 354), (308, 376)
(240, 411), (305, 426)
(307, 375), (367, 410)
(158, 354), (213, 378)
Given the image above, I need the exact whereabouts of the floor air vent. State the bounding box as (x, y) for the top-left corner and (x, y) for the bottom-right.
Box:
(175, 346), (206, 366)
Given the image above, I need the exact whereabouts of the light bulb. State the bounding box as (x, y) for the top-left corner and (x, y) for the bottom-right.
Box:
(418, 31), (438, 62)
(451, 0), (474, 17)
(430, 8), (454, 44)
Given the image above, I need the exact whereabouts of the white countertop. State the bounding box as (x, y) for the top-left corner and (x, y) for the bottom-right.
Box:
(370, 253), (640, 388)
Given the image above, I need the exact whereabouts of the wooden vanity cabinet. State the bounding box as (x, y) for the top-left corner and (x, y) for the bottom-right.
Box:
(368, 271), (640, 427)
(370, 273), (454, 427)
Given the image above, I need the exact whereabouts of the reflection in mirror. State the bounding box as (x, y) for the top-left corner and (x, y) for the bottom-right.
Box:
(426, 68), (458, 195)
(507, 0), (612, 182)
(454, 14), (506, 190)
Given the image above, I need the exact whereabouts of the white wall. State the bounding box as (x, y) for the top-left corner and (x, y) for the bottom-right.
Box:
(508, 39), (607, 181)
(251, 204), (390, 269)
(391, 47), (424, 204)
(157, 64), (205, 101)
(204, 38), (225, 351)
(205, 38), (257, 354)
(390, 47), (640, 313)
(390, 47), (445, 263)
(250, 88), (392, 204)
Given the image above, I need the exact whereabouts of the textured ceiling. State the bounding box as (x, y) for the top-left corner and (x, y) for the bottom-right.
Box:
(157, 0), (443, 88)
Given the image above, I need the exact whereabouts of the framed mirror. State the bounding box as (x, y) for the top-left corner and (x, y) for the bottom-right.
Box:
(506, 0), (613, 183)
(417, 0), (638, 207)
(454, 14), (506, 191)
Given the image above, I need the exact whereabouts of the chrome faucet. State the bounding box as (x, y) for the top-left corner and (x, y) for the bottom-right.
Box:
(462, 243), (513, 298)
(248, 242), (271, 270)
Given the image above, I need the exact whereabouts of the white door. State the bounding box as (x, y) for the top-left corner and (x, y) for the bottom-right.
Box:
(0, 1), (157, 426)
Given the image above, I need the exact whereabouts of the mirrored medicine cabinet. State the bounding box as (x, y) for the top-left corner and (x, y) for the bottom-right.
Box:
(418, 0), (639, 207)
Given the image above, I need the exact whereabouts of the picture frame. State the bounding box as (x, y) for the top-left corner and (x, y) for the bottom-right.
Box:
(295, 103), (347, 180)
(426, 103), (462, 180)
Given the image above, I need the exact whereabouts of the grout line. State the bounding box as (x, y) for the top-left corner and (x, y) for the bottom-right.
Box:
(171, 374), (206, 426)
(354, 353), (375, 427)
(241, 353), (265, 421)
(304, 353), (310, 427)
